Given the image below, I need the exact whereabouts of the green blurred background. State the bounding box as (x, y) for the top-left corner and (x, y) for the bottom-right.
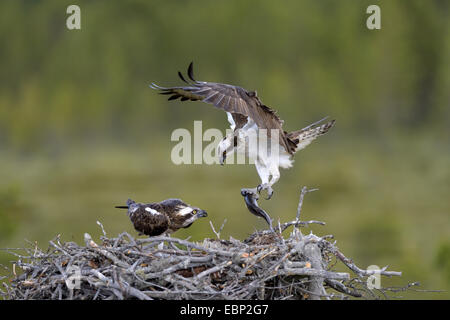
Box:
(0, 0), (449, 299)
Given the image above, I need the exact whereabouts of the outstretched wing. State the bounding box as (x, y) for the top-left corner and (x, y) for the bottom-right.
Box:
(150, 62), (296, 154)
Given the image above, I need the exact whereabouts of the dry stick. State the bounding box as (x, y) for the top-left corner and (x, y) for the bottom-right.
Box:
(280, 220), (326, 232)
(141, 259), (206, 280)
(209, 219), (228, 240)
(280, 187), (323, 232)
(90, 270), (152, 300)
(303, 242), (328, 300)
(241, 248), (279, 277)
(96, 221), (107, 237)
(296, 187), (318, 221)
(325, 279), (362, 298)
(138, 236), (235, 257)
(196, 261), (232, 280)
(324, 241), (402, 277)
(2, 188), (410, 301)
(281, 266), (349, 281)
(84, 233), (130, 269)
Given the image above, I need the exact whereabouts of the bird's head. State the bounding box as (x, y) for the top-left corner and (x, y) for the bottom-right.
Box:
(217, 134), (239, 165)
(173, 204), (208, 229)
(115, 199), (140, 218)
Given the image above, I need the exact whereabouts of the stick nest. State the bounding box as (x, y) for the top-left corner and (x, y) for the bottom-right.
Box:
(1, 226), (406, 300)
(1, 188), (409, 300)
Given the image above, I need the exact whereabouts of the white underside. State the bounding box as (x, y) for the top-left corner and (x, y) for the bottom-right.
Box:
(221, 117), (295, 188)
(219, 115), (327, 189)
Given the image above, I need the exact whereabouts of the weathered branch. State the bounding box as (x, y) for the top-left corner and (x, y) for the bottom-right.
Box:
(0, 186), (408, 300)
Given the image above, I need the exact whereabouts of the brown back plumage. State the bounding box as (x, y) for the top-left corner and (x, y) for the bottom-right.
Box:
(150, 62), (296, 154)
(116, 199), (207, 237)
(129, 204), (169, 237)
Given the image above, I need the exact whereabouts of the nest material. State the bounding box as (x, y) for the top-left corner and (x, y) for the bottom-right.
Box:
(1, 224), (404, 300)
(1, 187), (408, 300)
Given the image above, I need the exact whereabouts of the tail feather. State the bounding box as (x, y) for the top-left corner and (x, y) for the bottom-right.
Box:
(288, 119), (335, 152)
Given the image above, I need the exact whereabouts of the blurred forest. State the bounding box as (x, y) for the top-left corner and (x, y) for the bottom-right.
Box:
(0, 0), (449, 299)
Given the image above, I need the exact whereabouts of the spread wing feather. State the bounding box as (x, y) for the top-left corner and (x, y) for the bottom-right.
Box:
(287, 118), (335, 152)
(150, 62), (296, 154)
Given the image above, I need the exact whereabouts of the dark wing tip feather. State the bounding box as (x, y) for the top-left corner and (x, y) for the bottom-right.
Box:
(323, 118), (335, 128)
(178, 71), (188, 84)
(324, 119), (336, 131)
(187, 62), (195, 82)
(168, 94), (181, 101)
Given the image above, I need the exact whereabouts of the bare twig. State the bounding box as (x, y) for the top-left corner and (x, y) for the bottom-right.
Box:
(0, 187), (415, 300)
(96, 221), (107, 237)
(296, 187), (318, 221)
(209, 219), (227, 240)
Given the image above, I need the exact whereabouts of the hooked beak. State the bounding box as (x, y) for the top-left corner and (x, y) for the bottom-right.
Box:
(196, 210), (208, 218)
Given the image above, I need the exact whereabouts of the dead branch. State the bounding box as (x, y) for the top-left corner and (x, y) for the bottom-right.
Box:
(0, 187), (411, 300)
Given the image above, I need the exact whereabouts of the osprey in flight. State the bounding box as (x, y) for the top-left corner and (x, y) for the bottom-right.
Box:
(115, 198), (208, 237)
(151, 63), (335, 201)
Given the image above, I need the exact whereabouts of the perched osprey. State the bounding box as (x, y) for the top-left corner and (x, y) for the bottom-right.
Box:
(115, 198), (208, 237)
(151, 63), (335, 200)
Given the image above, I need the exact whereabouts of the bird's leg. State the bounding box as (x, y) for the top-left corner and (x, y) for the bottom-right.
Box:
(241, 188), (274, 231)
(255, 160), (274, 200)
(257, 163), (280, 200)
(257, 183), (274, 200)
